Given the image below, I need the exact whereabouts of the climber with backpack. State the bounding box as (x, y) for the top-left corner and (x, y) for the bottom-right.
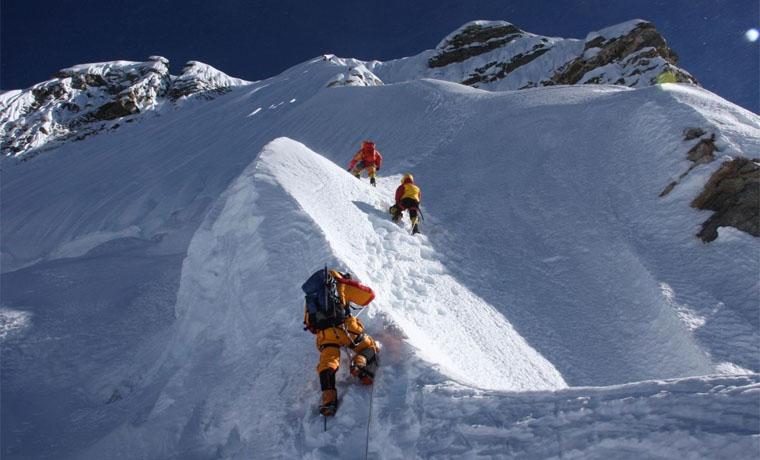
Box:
(302, 267), (379, 416)
(390, 173), (422, 234)
(348, 141), (383, 186)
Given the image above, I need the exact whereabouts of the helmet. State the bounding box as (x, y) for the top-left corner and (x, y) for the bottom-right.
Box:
(402, 173), (414, 184)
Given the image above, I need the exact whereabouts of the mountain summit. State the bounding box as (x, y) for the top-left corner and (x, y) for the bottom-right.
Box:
(371, 19), (696, 90)
(2, 19), (694, 159)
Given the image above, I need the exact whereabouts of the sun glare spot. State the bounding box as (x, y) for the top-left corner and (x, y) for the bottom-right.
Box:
(746, 28), (759, 42)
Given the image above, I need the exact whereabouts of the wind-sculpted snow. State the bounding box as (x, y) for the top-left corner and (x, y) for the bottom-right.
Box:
(382, 373), (760, 460)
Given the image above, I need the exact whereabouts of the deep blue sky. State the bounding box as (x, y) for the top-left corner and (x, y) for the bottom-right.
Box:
(2, 0), (758, 112)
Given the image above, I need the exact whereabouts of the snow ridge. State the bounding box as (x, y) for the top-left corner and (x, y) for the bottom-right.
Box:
(256, 138), (566, 391)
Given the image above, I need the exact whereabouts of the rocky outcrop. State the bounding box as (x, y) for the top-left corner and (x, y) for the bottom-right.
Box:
(462, 45), (551, 86)
(686, 136), (718, 164)
(551, 20), (697, 87)
(428, 22), (525, 68)
(0, 57), (170, 157)
(692, 158), (760, 242)
(661, 131), (719, 198)
(1, 57), (249, 158)
(659, 128), (759, 242)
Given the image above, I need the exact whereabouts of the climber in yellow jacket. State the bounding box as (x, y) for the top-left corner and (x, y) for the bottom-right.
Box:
(390, 173), (422, 234)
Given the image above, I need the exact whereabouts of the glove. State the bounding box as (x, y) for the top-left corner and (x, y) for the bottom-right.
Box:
(347, 167), (352, 172)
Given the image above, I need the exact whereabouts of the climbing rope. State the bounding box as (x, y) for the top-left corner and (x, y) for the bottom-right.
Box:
(364, 362), (376, 460)
(347, 347), (376, 459)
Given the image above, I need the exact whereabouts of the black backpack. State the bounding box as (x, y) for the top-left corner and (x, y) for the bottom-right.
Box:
(302, 267), (347, 330)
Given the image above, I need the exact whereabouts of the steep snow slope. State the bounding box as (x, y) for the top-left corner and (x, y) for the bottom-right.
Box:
(2, 56), (759, 459)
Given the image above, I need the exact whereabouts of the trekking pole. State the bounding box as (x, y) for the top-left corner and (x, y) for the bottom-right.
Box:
(418, 208), (424, 221)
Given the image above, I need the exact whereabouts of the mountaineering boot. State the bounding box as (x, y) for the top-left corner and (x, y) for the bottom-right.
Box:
(392, 212), (402, 223)
(350, 360), (375, 385)
(318, 369), (337, 415)
(319, 389), (338, 416)
(357, 367), (375, 385)
(412, 223), (420, 235)
(370, 177), (376, 186)
(350, 349), (377, 385)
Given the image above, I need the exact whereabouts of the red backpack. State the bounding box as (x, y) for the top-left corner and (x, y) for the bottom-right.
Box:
(362, 142), (376, 163)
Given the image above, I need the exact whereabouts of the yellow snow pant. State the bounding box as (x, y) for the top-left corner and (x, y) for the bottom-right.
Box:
(352, 165), (377, 179)
(316, 316), (377, 374)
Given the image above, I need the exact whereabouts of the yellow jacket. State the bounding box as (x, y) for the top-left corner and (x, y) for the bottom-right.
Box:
(395, 182), (421, 203)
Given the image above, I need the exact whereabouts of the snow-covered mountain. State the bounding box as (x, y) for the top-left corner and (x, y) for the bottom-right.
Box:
(371, 19), (697, 90)
(2, 19), (694, 161)
(0, 57), (248, 157)
(1, 19), (759, 460)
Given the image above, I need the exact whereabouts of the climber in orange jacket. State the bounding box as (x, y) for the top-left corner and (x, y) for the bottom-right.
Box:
(390, 173), (422, 234)
(348, 141), (383, 186)
(302, 268), (379, 416)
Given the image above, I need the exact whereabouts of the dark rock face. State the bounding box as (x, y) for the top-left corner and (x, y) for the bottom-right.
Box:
(659, 128), (758, 242)
(463, 46), (550, 86)
(552, 22), (697, 87)
(429, 23), (524, 68)
(683, 128), (706, 141)
(686, 136), (718, 165)
(692, 158), (760, 242)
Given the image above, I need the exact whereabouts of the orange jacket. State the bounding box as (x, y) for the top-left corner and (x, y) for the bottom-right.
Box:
(348, 145), (383, 170)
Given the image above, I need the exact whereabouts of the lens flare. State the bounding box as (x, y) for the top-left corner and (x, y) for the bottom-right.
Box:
(746, 28), (759, 42)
